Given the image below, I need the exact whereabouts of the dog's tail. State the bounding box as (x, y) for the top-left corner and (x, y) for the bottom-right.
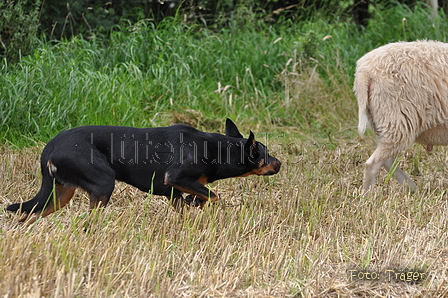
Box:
(7, 161), (56, 214)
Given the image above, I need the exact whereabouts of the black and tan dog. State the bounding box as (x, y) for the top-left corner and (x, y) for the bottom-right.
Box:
(7, 119), (281, 222)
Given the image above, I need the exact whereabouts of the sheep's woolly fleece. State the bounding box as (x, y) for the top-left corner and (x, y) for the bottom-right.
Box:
(354, 40), (448, 190)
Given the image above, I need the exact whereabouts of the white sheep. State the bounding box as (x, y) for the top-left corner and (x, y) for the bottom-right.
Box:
(354, 40), (448, 192)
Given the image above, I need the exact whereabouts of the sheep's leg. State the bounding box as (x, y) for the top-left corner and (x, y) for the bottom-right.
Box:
(363, 149), (386, 192)
(383, 157), (417, 191)
(363, 146), (417, 193)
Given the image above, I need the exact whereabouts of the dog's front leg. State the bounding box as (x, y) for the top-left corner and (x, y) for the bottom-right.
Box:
(165, 194), (187, 211)
(164, 175), (217, 208)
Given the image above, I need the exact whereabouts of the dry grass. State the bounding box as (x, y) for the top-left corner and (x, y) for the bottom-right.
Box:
(2, 135), (448, 297)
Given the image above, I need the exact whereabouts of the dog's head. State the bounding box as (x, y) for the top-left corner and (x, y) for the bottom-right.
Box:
(225, 119), (281, 176)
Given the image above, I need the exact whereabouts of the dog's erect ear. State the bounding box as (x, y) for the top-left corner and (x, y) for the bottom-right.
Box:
(245, 131), (259, 159)
(225, 118), (243, 138)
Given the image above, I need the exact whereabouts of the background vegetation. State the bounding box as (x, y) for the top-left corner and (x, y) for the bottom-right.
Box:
(2, 1), (448, 297)
(1, 0), (447, 146)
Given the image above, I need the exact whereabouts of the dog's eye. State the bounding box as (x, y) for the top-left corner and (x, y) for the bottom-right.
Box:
(249, 146), (260, 159)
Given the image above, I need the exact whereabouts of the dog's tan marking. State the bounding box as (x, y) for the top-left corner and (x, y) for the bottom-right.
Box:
(198, 176), (208, 185)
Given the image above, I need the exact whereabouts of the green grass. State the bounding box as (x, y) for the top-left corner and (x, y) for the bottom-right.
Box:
(2, 2), (447, 147)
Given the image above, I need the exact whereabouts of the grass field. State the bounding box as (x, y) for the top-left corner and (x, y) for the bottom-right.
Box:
(2, 2), (448, 297)
(2, 136), (448, 297)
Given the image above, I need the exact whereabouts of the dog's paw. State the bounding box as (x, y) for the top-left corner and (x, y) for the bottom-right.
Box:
(184, 195), (205, 207)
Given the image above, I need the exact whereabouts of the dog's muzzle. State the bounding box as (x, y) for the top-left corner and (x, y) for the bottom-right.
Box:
(264, 159), (282, 175)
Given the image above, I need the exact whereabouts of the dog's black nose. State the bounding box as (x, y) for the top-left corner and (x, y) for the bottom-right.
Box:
(273, 160), (281, 172)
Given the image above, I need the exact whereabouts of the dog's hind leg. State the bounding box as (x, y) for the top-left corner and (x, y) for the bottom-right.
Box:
(22, 184), (76, 223)
(89, 193), (111, 210)
(51, 150), (116, 212)
(86, 170), (115, 211)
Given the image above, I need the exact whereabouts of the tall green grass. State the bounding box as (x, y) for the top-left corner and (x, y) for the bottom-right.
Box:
(1, 2), (447, 147)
